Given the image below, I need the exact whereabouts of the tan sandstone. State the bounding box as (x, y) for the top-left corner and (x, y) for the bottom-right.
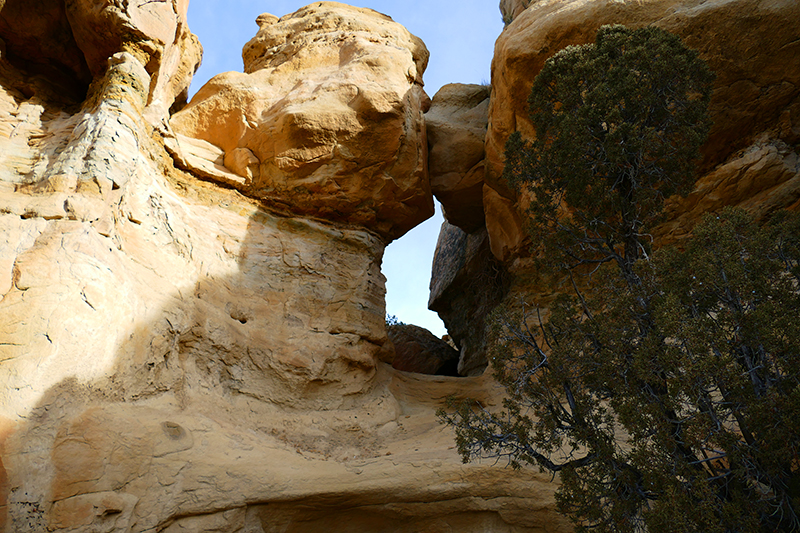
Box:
(484, 0), (800, 260)
(499, 0), (533, 25)
(426, 83), (490, 232)
(169, 2), (433, 241)
(0, 2), (572, 532)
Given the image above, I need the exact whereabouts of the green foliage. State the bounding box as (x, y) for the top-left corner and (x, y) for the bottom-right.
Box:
(440, 208), (800, 531)
(439, 23), (800, 532)
(504, 24), (714, 282)
(385, 314), (405, 327)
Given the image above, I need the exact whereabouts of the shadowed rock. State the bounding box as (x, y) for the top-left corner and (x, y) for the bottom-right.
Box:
(387, 323), (460, 376)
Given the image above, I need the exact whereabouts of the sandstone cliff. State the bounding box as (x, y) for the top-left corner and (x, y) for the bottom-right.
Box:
(427, 0), (800, 374)
(485, 0), (800, 262)
(0, 2), (570, 532)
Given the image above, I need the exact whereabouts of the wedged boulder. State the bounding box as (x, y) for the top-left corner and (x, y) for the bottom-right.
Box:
(169, 2), (434, 241)
(485, 0), (800, 260)
(429, 221), (509, 376)
(387, 323), (460, 375)
(426, 83), (490, 232)
(499, 0), (533, 25)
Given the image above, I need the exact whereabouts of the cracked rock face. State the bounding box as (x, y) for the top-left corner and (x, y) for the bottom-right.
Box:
(484, 0), (800, 261)
(169, 2), (434, 242)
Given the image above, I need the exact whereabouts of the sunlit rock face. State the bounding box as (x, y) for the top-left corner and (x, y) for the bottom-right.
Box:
(426, 83), (490, 233)
(169, 2), (434, 242)
(499, 0), (532, 25)
(0, 2), (572, 532)
(425, 0), (799, 378)
(0, 0), (392, 444)
(484, 0), (800, 261)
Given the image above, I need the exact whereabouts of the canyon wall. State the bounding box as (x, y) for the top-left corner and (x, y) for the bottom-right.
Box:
(3, 0), (796, 529)
(428, 0), (800, 374)
(0, 2), (571, 532)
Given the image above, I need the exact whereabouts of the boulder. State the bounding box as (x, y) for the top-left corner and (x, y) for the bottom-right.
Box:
(429, 221), (509, 376)
(169, 2), (434, 241)
(499, 0), (533, 25)
(387, 323), (460, 375)
(485, 0), (800, 260)
(426, 83), (490, 232)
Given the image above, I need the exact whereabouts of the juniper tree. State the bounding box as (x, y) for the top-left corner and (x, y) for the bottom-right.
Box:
(439, 25), (800, 532)
(503, 24), (713, 285)
(441, 209), (800, 532)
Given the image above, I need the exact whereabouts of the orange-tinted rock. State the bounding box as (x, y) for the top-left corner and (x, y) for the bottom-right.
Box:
(499, 0), (533, 25)
(170, 2), (433, 241)
(483, 184), (526, 263)
(485, 0), (800, 260)
(426, 83), (489, 232)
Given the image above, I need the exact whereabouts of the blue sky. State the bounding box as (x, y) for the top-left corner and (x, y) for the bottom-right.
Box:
(185, 1), (504, 336)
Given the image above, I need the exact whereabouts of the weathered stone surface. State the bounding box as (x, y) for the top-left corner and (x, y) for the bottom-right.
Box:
(66, 0), (188, 75)
(429, 222), (509, 376)
(426, 83), (489, 232)
(0, 59), (388, 417)
(485, 0), (800, 260)
(0, 3), (573, 532)
(483, 183), (527, 263)
(3, 370), (571, 533)
(0, 0), (200, 117)
(387, 323), (460, 375)
(169, 2), (433, 241)
(67, 0), (201, 120)
(0, 0), (92, 100)
(499, 0), (533, 25)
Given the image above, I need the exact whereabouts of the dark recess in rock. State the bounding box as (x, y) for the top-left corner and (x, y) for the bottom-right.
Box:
(387, 323), (460, 376)
(429, 221), (509, 376)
